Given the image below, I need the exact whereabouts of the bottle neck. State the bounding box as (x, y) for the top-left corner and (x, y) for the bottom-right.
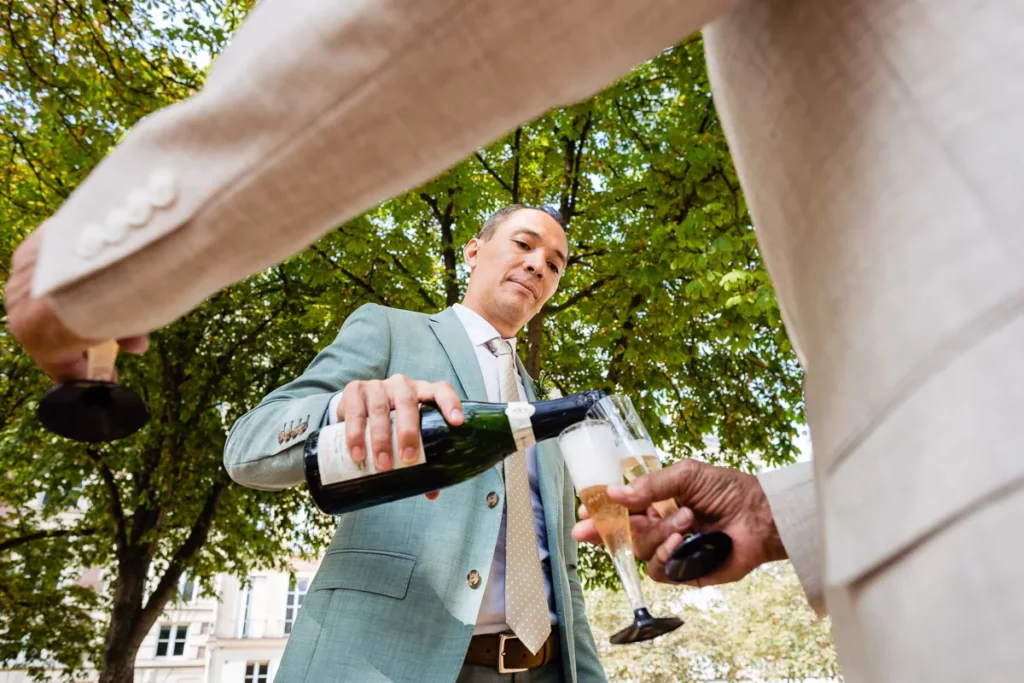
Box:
(527, 389), (606, 443)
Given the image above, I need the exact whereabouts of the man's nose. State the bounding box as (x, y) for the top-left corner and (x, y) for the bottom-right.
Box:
(524, 254), (545, 277)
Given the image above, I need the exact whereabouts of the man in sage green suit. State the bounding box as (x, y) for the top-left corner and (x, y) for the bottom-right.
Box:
(224, 206), (606, 683)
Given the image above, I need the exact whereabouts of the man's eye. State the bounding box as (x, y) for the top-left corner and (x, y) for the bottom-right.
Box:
(514, 240), (529, 250)
(549, 264), (560, 275)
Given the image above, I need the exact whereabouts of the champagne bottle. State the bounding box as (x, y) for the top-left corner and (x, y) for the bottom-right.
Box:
(304, 389), (605, 515)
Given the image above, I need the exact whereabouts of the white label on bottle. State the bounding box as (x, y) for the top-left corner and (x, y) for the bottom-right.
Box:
(505, 402), (537, 451)
(316, 416), (426, 486)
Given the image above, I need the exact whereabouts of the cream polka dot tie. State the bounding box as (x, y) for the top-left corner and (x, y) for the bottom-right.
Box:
(486, 338), (551, 655)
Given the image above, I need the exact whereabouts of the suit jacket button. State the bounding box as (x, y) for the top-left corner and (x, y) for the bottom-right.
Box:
(103, 208), (131, 244)
(76, 223), (105, 258)
(125, 189), (153, 226)
(467, 570), (481, 589)
(147, 168), (177, 208)
(486, 492), (499, 508)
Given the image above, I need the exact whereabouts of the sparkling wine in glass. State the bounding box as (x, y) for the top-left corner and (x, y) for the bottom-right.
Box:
(559, 419), (682, 645)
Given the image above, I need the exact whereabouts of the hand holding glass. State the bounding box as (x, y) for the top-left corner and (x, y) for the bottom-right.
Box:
(559, 419), (682, 644)
(36, 340), (149, 442)
(588, 395), (733, 583)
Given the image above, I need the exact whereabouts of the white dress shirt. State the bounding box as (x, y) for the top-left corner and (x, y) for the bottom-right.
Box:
(326, 304), (557, 634)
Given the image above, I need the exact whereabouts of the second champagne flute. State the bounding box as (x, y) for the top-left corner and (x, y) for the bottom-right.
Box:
(559, 419), (682, 645)
(589, 395), (733, 583)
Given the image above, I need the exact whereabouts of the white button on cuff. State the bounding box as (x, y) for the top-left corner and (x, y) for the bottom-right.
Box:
(147, 168), (177, 208)
(104, 208), (131, 244)
(125, 189), (153, 226)
(76, 223), (106, 258)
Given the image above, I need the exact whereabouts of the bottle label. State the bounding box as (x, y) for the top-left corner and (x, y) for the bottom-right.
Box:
(317, 417), (426, 486)
(505, 402), (537, 451)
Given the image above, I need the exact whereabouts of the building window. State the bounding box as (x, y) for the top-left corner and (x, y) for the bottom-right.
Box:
(177, 572), (196, 604)
(240, 584), (253, 638)
(155, 625), (187, 657)
(245, 662), (270, 683)
(284, 578), (309, 635)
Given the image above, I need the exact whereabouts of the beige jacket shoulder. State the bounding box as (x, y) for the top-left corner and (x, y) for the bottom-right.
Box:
(33, 0), (742, 339)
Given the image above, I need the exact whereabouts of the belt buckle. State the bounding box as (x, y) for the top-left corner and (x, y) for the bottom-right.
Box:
(497, 634), (529, 674)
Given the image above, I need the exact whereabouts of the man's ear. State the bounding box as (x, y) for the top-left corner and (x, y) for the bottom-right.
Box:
(463, 238), (480, 271)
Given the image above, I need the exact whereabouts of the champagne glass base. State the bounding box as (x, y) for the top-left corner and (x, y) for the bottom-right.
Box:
(609, 608), (683, 645)
(664, 530), (733, 583)
(37, 380), (149, 443)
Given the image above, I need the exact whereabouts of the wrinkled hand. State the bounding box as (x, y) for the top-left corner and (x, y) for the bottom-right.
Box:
(337, 374), (463, 499)
(5, 230), (148, 381)
(572, 459), (785, 586)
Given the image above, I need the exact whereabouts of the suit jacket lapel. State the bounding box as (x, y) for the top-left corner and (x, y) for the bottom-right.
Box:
(515, 355), (537, 402)
(428, 308), (488, 401)
(429, 308), (503, 481)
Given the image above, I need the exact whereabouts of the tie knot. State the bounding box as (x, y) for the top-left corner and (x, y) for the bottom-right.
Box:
(485, 338), (513, 357)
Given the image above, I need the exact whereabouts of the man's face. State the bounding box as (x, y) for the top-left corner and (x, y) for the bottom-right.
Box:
(463, 209), (569, 330)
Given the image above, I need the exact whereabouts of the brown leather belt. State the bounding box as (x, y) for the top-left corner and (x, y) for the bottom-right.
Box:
(465, 632), (559, 674)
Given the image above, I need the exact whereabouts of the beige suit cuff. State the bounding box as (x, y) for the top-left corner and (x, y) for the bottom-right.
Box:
(758, 462), (827, 617)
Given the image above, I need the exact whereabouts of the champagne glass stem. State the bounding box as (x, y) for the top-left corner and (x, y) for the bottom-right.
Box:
(86, 340), (119, 382)
(610, 546), (647, 613)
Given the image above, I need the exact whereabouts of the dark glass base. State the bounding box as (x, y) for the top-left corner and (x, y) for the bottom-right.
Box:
(664, 530), (734, 583)
(37, 380), (149, 443)
(609, 608), (683, 645)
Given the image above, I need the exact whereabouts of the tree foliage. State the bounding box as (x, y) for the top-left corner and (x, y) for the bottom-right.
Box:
(588, 564), (841, 682)
(2, 3), (331, 681)
(2, 1), (805, 680)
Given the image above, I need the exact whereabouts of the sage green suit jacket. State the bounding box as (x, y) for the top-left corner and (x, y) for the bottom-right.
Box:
(224, 304), (606, 683)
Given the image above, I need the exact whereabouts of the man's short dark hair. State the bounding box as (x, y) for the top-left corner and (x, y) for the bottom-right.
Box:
(475, 204), (565, 241)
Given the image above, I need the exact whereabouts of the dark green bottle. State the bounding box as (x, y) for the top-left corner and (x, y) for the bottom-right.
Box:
(304, 390), (605, 515)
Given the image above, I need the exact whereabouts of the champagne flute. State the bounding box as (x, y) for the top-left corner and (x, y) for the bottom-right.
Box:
(37, 340), (149, 442)
(589, 395), (733, 583)
(559, 419), (682, 644)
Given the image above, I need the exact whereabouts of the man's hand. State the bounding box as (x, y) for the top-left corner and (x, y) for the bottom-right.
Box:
(337, 375), (463, 480)
(5, 230), (148, 381)
(572, 459), (786, 586)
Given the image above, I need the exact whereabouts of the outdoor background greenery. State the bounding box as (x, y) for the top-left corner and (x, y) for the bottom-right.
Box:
(1, 2), (823, 680)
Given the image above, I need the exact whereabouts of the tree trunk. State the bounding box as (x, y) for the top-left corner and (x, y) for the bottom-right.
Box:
(98, 560), (150, 683)
(525, 313), (544, 378)
(606, 293), (645, 388)
(97, 476), (227, 683)
(97, 654), (137, 683)
(440, 216), (460, 307)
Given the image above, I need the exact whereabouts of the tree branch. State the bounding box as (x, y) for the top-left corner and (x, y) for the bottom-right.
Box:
(310, 244), (385, 304)
(138, 472), (230, 627)
(511, 127), (522, 203)
(550, 374), (572, 400)
(606, 292), (645, 387)
(3, 127), (69, 199)
(0, 526), (97, 554)
(187, 299), (290, 428)
(88, 449), (128, 554)
(659, 367), (702, 443)
(542, 275), (611, 314)
(420, 190), (461, 306)
(473, 152), (513, 197)
(567, 112), (594, 219)
(388, 252), (440, 309)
